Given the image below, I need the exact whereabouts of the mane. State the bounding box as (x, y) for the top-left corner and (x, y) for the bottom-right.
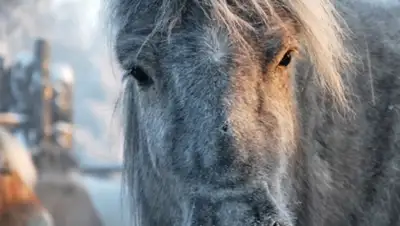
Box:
(108, 0), (353, 109)
(0, 127), (38, 189)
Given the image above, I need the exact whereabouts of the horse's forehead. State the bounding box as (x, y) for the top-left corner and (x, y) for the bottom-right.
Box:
(163, 27), (231, 66)
(118, 17), (231, 66)
(116, 0), (284, 66)
(200, 27), (231, 64)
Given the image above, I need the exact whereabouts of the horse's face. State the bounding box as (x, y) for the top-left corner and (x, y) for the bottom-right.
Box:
(114, 1), (330, 225)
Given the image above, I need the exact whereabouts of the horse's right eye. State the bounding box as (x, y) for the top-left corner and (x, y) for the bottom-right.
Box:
(278, 51), (293, 67)
(129, 66), (154, 86)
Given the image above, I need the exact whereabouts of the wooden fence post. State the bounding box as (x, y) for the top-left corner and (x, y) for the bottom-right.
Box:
(34, 38), (52, 145)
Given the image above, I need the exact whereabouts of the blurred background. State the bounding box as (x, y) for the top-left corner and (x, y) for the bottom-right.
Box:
(0, 0), (129, 225)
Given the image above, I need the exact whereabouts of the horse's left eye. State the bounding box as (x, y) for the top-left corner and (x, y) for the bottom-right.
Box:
(128, 66), (154, 86)
(278, 51), (293, 67)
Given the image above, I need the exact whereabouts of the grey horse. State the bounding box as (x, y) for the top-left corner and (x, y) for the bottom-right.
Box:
(107, 0), (400, 225)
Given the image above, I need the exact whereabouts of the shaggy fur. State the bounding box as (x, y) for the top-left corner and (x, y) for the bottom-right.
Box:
(107, 0), (400, 225)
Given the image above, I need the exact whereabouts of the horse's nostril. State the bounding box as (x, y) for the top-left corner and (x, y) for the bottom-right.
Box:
(269, 220), (290, 226)
(221, 123), (229, 132)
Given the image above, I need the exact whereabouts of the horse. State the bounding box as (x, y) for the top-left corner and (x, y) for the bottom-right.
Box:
(107, 0), (400, 225)
(0, 127), (54, 226)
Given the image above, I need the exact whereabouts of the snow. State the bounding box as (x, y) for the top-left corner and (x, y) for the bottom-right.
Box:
(51, 63), (74, 84)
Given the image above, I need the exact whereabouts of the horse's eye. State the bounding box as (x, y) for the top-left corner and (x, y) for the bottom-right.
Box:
(129, 66), (153, 86)
(278, 51), (293, 67)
